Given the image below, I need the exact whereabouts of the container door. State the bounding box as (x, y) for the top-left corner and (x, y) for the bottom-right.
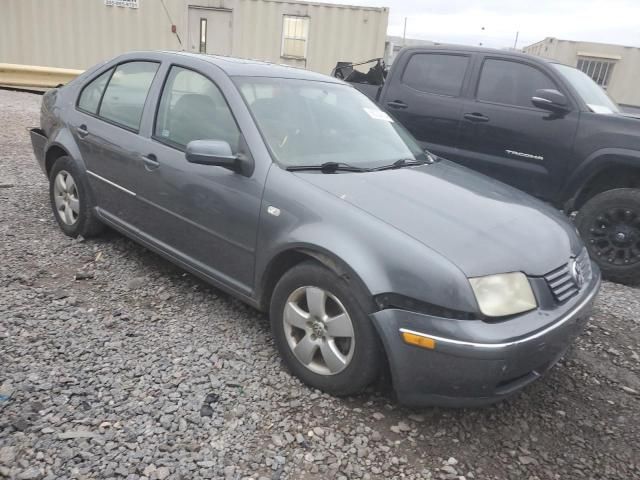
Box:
(188, 7), (232, 55)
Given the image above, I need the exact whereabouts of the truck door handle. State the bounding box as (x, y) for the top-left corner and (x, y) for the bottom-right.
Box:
(387, 100), (408, 109)
(142, 154), (159, 171)
(463, 113), (490, 122)
(77, 125), (89, 138)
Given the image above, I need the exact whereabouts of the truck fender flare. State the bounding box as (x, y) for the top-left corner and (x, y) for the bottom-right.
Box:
(564, 148), (640, 210)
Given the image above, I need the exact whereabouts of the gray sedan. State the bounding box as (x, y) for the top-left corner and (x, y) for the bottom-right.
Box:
(30, 51), (601, 407)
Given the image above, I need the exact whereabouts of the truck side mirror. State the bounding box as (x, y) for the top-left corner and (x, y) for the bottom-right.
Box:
(531, 89), (570, 113)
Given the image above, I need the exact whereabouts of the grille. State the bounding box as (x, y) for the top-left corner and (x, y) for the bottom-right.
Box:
(544, 249), (592, 303)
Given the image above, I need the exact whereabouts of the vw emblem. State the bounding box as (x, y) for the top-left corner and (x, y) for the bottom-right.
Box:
(570, 259), (585, 289)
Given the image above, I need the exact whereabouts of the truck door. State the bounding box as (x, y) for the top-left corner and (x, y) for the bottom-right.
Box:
(382, 51), (472, 161)
(457, 57), (579, 200)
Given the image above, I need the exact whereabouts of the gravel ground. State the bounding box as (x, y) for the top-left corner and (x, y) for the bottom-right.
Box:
(1, 88), (639, 480)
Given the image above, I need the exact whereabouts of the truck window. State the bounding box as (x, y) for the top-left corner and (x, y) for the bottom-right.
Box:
(401, 53), (469, 97)
(477, 59), (556, 109)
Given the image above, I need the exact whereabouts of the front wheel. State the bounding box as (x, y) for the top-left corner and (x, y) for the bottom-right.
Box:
(576, 188), (640, 285)
(270, 261), (382, 396)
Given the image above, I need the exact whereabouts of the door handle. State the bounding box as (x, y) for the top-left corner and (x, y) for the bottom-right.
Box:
(77, 124), (89, 138)
(463, 112), (490, 122)
(387, 100), (408, 109)
(142, 154), (159, 171)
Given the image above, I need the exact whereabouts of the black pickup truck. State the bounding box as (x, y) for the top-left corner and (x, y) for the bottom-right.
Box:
(334, 45), (640, 284)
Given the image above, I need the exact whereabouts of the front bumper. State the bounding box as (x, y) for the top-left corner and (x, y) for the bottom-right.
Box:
(370, 268), (601, 408)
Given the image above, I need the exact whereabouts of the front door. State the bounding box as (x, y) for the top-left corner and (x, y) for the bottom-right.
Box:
(457, 57), (579, 200)
(382, 51), (472, 161)
(188, 7), (232, 55)
(134, 64), (261, 295)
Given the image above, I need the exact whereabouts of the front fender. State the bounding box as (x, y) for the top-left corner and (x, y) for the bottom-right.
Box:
(256, 167), (478, 313)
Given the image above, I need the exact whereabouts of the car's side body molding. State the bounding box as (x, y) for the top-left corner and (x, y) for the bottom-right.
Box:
(87, 170), (137, 197)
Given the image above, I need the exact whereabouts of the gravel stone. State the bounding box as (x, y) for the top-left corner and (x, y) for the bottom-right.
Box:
(1, 89), (639, 479)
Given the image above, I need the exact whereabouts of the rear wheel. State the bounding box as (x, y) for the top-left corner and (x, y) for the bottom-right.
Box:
(576, 188), (640, 285)
(270, 261), (382, 396)
(49, 156), (104, 238)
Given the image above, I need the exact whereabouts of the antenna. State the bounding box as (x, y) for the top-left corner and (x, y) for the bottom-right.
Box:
(403, 17), (407, 46)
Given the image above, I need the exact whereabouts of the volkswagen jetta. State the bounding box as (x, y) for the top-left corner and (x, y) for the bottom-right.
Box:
(30, 52), (600, 406)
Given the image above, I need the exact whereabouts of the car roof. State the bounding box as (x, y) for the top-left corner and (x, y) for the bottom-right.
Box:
(400, 44), (552, 64)
(155, 51), (344, 83)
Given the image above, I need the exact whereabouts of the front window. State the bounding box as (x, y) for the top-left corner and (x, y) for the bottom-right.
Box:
(553, 63), (620, 114)
(235, 77), (425, 169)
(155, 66), (240, 151)
(476, 59), (556, 109)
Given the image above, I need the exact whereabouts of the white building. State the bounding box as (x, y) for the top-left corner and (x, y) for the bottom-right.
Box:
(524, 37), (640, 109)
(0, 0), (389, 76)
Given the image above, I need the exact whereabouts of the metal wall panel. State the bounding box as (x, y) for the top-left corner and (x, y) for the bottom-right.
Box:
(0, 0), (388, 75)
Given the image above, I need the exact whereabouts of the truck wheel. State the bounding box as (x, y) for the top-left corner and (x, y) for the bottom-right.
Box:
(49, 156), (104, 238)
(270, 261), (382, 396)
(576, 188), (640, 285)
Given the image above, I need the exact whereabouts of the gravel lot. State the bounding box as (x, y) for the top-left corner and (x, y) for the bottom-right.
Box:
(1, 88), (639, 480)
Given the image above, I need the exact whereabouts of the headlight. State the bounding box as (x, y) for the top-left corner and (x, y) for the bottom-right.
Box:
(469, 272), (537, 317)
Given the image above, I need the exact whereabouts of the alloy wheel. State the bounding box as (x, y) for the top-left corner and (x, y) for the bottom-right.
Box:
(587, 207), (640, 266)
(53, 170), (80, 226)
(282, 286), (355, 376)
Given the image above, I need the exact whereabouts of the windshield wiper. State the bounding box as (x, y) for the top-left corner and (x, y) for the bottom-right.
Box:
(286, 162), (372, 173)
(371, 157), (432, 171)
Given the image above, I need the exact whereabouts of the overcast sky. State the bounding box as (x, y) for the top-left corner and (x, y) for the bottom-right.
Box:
(332, 0), (640, 49)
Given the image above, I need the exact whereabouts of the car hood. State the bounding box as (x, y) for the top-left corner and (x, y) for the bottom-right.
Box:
(294, 160), (583, 278)
(619, 112), (640, 120)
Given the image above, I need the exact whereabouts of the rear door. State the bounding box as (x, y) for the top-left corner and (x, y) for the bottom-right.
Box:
(72, 60), (160, 225)
(457, 57), (580, 200)
(381, 50), (472, 160)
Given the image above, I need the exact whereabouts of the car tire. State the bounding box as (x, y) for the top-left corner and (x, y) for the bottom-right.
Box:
(270, 261), (382, 396)
(49, 156), (104, 238)
(576, 188), (640, 285)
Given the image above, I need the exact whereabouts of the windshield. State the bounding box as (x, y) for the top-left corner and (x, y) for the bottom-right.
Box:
(552, 63), (620, 114)
(235, 77), (425, 168)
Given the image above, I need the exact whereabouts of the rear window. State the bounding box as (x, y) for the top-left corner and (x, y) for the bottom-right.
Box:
(98, 61), (159, 131)
(78, 68), (113, 114)
(402, 53), (469, 97)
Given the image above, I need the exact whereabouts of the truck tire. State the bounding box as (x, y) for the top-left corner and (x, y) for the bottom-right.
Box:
(270, 261), (382, 396)
(576, 188), (640, 285)
(49, 156), (104, 238)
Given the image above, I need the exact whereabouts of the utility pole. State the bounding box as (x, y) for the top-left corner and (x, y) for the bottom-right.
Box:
(513, 31), (520, 50)
(403, 17), (407, 46)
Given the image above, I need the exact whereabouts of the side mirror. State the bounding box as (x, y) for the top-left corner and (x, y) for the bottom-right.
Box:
(185, 140), (239, 171)
(531, 89), (570, 112)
